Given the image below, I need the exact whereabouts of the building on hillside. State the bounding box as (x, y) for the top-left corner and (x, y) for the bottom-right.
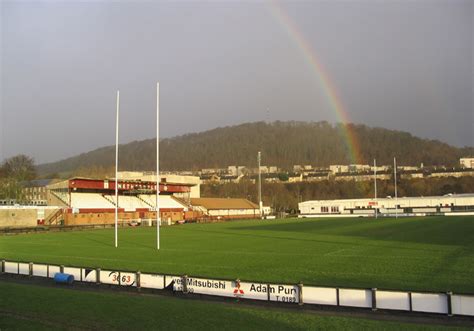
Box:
(190, 198), (261, 219)
(0, 199), (17, 206)
(398, 166), (419, 171)
(303, 172), (330, 182)
(329, 165), (349, 174)
(334, 173), (391, 182)
(268, 166), (279, 174)
(400, 172), (424, 179)
(288, 173), (303, 183)
(256, 166), (279, 174)
(21, 179), (56, 206)
(220, 175), (243, 183)
(350, 164), (371, 172)
(370, 165), (390, 172)
(330, 164), (372, 174)
(228, 166), (247, 176)
(298, 194), (474, 218)
(428, 169), (474, 178)
(293, 165), (313, 173)
(460, 158), (474, 169)
(201, 168), (227, 175)
(263, 174), (282, 183)
(200, 174), (221, 184)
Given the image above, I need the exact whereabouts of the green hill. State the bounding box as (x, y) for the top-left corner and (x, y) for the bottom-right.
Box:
(37, 121), (473, 176)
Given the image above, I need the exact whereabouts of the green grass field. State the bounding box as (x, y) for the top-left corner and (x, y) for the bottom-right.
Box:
(1, 216), (473, 293)
(0, 282), (468, 331)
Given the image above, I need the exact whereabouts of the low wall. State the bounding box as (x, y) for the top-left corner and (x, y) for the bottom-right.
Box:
(0, 207), (60, 228)
(64, 211), (183, 226)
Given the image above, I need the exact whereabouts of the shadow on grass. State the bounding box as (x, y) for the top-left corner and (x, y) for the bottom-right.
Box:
(184, 226), (445, 253)
(84, 233), (158, 250)
(84, 235), (114, 247)
(227, 217), (474, 247)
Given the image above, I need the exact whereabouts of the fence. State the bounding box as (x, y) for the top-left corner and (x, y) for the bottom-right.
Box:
(1, 259), (474, 317)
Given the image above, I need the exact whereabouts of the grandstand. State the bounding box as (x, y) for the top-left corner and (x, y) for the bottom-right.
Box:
(0, 176), (261, 227)
(44, 178), (195, 225)
(104, 195), (150, 211)
(138, 194), (189, 210)
(71, 193), (115, 210)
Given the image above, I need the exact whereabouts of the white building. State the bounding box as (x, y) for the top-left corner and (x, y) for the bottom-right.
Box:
(460, 158), (474, 169)
(293, 165), (313, 172)
(330, 164), (372, 174)
(398, 166), (419, 171)
(228, 166), (247, 176)
(329, 165), (350, 174)
(299, 194), (474, 218)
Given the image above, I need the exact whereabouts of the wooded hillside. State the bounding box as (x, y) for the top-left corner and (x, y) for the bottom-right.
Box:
(37, 121), (473, 176)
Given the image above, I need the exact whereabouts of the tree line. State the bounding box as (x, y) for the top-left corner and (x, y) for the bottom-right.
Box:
(0, 155), (36, 201)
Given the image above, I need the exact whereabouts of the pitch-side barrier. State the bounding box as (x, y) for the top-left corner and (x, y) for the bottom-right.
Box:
(1, 260), (474, 317)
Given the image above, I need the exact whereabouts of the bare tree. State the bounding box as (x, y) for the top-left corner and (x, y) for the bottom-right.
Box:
(1, 154), (37, 182)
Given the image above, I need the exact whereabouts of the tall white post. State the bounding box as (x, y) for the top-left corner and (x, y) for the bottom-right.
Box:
(374, 159), (378, 219)
(115, 90), (120, 248)
(394, 157), (398, 219)
(156, 82), (160, 250)
(258, 151), (263, 218)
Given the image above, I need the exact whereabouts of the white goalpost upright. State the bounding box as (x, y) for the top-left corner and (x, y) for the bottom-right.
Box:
(115, 90), (120, 248)
(394, 157), (398, 219)
(156, 82), (160, 250)
(113, 85), (160, 249)
(258, 151), (263, 219)
(374, 158), (378, 219)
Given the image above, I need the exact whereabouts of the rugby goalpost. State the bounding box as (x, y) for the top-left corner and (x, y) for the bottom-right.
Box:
(156, 83), (160, 250)
(114, 83), (161, 250)
(115, 90), (119, 248)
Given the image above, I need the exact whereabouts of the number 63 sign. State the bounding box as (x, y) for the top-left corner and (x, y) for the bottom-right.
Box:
(101, 270), (136, 286)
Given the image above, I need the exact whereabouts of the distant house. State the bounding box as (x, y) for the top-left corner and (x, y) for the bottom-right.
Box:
(288, 173), (303, 183)
(200, 174), (221, 184)
(460, 158), (474, 169)
(22, 179), (56, 206)
(228, 166), (247, 176)
(303, 172), (330, 182)
(220, 175), (243, 183)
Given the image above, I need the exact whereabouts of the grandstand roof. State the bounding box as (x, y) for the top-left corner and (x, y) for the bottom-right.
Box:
(190, 198), (258, 210)
(21, 179), (56, 187)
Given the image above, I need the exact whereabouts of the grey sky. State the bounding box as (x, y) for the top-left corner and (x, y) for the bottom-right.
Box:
(1, 0), (473, 164)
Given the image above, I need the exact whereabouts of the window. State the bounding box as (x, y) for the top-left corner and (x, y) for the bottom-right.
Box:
(331, 206), (339, 213)
(321, 206), (329, 213)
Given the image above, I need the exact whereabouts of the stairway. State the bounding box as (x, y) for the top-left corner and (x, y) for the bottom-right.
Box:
(46, 208), (64, 226)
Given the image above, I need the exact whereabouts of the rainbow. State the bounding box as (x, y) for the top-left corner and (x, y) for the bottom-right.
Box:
(268, 1), (363, 164)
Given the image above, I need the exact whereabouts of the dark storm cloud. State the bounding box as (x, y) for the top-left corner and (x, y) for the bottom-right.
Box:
(0, 0), (472, 163)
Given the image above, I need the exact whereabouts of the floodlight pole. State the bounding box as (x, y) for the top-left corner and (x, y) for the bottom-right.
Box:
(258, 151), (263, 219)
(394, 157), (398, 219)
(115, 90), (120, 248)
(374, 159), (377, 219)
(156, 82), (160, 250)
